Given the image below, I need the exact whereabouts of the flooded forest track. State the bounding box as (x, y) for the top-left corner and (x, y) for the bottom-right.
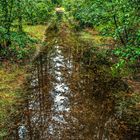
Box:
(5, 22), (140, 140)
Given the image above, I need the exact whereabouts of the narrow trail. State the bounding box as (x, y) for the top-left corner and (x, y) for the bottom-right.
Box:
(7, 38), (123, 139)
(5, 17), (139, 139)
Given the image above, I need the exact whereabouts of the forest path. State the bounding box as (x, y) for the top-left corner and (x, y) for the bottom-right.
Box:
(6, 14), (139, 139)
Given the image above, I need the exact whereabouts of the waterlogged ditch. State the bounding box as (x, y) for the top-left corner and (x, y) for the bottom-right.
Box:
(4, 27), (139, 139)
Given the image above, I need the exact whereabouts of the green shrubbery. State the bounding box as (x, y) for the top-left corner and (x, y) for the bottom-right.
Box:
(0, 32), (37, 61)
(63, 0), (140, 68)
(0, 0), (55, 62)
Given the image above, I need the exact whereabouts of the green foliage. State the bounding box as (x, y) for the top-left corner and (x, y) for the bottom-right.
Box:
(22, 0), (54, 24)
(10, 32), (36, 60)
(110, 45), (140, 77)
(114, 46), (140, 62)
(0, 0), (139, 63)
(63, 0), (139, 45)
(63, 0), (140, 74)
(0, 0), (55, 61)
(0, 32), (36, 61)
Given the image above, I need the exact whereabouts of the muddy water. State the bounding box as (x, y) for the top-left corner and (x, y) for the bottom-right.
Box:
(8, 44), (123, 140)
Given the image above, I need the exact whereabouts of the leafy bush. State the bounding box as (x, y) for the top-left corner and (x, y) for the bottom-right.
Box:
(63, 0), (139, 46)
(110, 45), (140, 77)
(0, 32), (37, 61)
(114, 46), (140, 62)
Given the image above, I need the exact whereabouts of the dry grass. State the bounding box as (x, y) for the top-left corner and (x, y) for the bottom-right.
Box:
(80, 29), (115, 49)
(0, 64), (26, 137)
(23, 24), (47, 41)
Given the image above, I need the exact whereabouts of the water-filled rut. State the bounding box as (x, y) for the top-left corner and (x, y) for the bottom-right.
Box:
(8, 44), (122, 140)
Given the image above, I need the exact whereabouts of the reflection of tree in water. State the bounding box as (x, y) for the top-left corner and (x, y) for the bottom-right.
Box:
(23, 53), (52, 139)
(67, 61), (123, 140)
(6, 43), (129, 140)
(5, 25), (131, 140)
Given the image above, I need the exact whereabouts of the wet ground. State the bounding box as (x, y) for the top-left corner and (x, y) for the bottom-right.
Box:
(5, 41), (128, 140)
(4, 20), (140, 139)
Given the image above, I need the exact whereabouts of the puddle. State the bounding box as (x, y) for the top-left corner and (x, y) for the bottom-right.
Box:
(6, 45), (127, 140)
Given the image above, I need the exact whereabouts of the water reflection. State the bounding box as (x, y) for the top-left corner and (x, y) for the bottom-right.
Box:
(7, 45), (123, 140)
